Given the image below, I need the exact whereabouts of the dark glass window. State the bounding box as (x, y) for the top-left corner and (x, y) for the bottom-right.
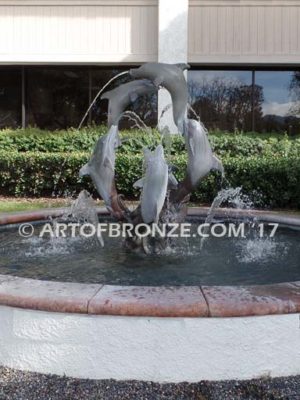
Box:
(255, 71), (300, 135)
(1, 66), (299, 133)
(26, 67), (89, 130)
(188, 70), (253, 132)
(0, 68), (22, 129)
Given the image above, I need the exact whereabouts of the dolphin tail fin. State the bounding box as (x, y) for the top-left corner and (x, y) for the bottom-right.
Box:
(133, 178), (144, 189)
(175, 63), (191, 71)
(212, 155), (224, 176)
(79, 163), (90, 177)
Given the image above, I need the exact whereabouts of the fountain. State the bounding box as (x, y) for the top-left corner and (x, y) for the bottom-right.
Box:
(0, 62), (300, 383)
(0, 62), (299, 282)
(77, 62), (225, 254)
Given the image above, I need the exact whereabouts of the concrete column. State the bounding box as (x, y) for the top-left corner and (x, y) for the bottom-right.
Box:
(158, 0), (188, 133)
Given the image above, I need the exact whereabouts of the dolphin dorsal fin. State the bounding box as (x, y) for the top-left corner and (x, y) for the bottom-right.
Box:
(79, 163), (90, 177)
(101, 90), (113, 100)
(133, 178), (144, 189)
(175, 63), (191, 71)
(103, 157), (114, 170)
(129, 92), (138, 103)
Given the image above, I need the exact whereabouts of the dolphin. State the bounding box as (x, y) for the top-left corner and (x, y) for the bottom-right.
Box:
(79, 125), (121, 212)
(129, 63), (190, 134)
(171, 119), (224, 203)
(133, 145), (169, 224)
(101, 79), (157, 128)
(185, 119), (224, 185)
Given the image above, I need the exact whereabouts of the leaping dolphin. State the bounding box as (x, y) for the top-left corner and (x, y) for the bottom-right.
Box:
(79, 125), (121, 214)
(186, 119), (224, 185)
(101, 79), (157, 128)
(134, 145), (169, 224)
(129, 63), (190, 134)
(171, 119), (224, 203)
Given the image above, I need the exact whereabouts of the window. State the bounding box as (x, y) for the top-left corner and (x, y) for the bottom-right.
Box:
(188, 70), (253, 132)
(188, 68), (300, 134)
(0, 66), (299, 133)
(27, 67), (89, 130)
(255, 71), (300, 135)
(0, 68), (22, 129)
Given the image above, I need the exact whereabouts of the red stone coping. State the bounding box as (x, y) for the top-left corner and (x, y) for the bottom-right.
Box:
(0, 208), (299, 318)
(0, 206), (299, 227)
(0, 275), (300, 318)
(0, 207), (109, 225)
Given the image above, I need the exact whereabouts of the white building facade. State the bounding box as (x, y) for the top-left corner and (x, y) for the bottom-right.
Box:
(0, 0), (299, 132)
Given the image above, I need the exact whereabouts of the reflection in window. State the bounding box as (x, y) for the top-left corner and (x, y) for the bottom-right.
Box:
(0, 68), (21, 128)
(255, 71), (300, 135)
(91, 69), (158, 129)
(27, 68), (89, 130)
(1, 66), (299, 133)
(188, 71), (254, 132)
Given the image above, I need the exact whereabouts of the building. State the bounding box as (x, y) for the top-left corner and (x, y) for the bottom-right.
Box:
(0, 0), (299, 133)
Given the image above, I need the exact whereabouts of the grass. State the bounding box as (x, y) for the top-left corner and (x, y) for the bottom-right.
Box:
(0, 197), (71, 213)
(0, 196), (139, 213)
(1, 196), (300, 215)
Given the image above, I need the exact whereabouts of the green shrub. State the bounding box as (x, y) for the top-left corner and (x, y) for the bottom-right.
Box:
(0, 127), (160, 154)
(0, 127), (299, 158)
(0, 150), (299, 208)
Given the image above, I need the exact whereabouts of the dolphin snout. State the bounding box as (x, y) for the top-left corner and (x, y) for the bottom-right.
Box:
(129, 68), (139, 78)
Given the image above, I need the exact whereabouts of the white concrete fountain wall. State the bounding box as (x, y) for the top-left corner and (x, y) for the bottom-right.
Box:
(1, 305), (299, 382)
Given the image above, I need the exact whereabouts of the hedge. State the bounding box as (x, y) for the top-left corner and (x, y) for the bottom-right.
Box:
(0, 127), (300, 158)
(0, 150), (299, 208)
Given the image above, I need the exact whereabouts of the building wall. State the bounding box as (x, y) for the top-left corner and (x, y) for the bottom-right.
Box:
(0, 0), (299, 65)
(188, 0), (300, 64)
(0, 0), (158, 64)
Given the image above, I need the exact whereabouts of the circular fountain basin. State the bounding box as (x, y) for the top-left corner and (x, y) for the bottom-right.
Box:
(0, 207), (299, 382)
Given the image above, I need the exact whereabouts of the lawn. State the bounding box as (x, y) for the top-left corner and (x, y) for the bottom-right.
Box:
(0, 197), (71, 213)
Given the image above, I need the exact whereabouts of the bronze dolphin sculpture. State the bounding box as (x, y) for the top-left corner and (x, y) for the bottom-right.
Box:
(171, 119), (224, 203)
(101, 79), (157, 128)
(134, 145), (169, 224)
(79, 125), (123, 216)
(129, 63), (190, 134)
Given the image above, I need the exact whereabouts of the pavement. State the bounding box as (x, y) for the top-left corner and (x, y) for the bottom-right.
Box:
(0, 367), (300, 400)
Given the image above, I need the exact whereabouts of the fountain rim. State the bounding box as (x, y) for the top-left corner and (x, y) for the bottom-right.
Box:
(0, 206), (300, 318)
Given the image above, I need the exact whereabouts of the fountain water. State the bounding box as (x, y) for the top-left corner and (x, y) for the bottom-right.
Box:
(78, 70), (129, 130)
(200, 187), (247, 249)
(68, 189), (104, 247)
